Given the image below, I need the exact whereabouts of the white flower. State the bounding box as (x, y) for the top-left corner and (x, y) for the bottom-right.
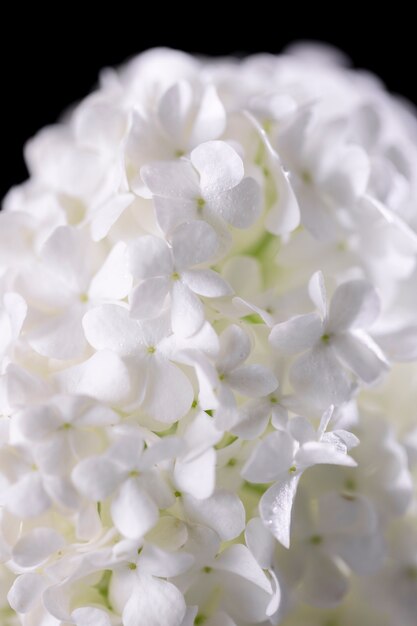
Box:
(141, 140), (262, 236)
(270, 271), (388, 408)
(242, 406), (358, 547)
(128, 221), (231, 336)
(3, 46), (417, 626)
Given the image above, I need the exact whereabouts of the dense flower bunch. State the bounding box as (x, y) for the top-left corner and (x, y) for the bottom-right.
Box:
(1, 45), (417, 626)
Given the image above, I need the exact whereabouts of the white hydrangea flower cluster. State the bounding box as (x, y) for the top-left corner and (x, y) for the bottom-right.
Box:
(1, 44), (417, 626)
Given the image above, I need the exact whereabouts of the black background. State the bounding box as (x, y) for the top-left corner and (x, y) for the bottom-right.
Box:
(1, 13), (415, 201)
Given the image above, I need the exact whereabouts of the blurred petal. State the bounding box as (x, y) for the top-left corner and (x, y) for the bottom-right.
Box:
(269, 313), (322, 354)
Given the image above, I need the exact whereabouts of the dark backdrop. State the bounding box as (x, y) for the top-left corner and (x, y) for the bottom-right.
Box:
(1, 13), (415, 201)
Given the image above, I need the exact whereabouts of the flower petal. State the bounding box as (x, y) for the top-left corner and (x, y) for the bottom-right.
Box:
(158, 81), (193, 145)
(183, 489), (245, 541)
(141, 160), (200, 199)
(171, 220), (219, 268)
(174, 448), (216, 499)
(217, 324), (251, 373)
(189, 86), (226, 147)
(123, 574), (186, 626)
(242, 430), (295, 483)
(327, 279), (380, 332)
(12, 528), (65, 568)
(333, 333), (388, 383)
(191, 141), (244, 195)
(111, 478), (159, 539)
(7, 573), (47, 613)
(290, 346), (352, 409)
(128, 235), (173, 280)
(227, 364), (278, 398)
(89, 242), (132, 300)
(143, 356), (194, 422)
(72, 457), (124, 500)
(209, 177), (262, 229)
(83, 304), (144, 355)
(129, 277), (170, 320)
(5, 473), (51, 518)
(269, 313), (322, 354)
(259, 475), (301, 548)
(182, 269), (232, 298)
(72, 607), (112, 626)
(215, 544), (272, 593)
(171, 280), (205, 337)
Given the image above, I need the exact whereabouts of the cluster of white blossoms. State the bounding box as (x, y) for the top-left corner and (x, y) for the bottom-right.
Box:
(1, 44), (417, 626)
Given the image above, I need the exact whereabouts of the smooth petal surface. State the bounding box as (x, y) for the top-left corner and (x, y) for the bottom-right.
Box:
(182, 269), (232, 298)
(217, 324), (251, 373)
(129, 276), (170, 319)
(171, 220), (219, 268)
(123, 574), (186, 626)
(242, 430), (295, 483)
(183, 489), (245, 541)
(171, 280), (205, 337)
(111, 478), (159, 539)
(328, 279), (380, 332)
(290, 346), (352, 409)
(141, 160), (200, 199)
(269, 313), (323, 354)
(83, 304), (143, 355)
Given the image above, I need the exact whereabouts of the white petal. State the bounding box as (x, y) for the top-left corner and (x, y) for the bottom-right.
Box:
(300, 552), (349, 608)
(89, 242), (132, 300)
(216, 544), (272, 593)
(333, 532), (384, 575)
(242, 430), (295, 483)
(141, 160), (200, 198)
(140, 544), (194, 578)
(7, 573), (47, 613)
(72, 607), (112, 626)
(58, 350), (133, 405)
(41, 225), (86, 292)
(191, 141), (244, 195)
(259, 475), (301, 548)
(245, 517), (275, 569)
(182, 269), (232, 298)
(174, 448), (216, 499)
(296, 441), (356, 469)
(290, 346), (352, 409)
(317, 492), (377, 536)
(128, 235), (173, 280)
(323, 145), (370, 204)
(308, 270), (327, 318)
(375, 325), (417, 362)
(123, 574), (186, 626)
(227, 364), (278, 398)
(83, 304), (144, 355)
(111, 478), (159, 539)
(5, 473), (51, 518)
(288, 415), (316, 444)
(327, 279), (380, 332)
(3, 291), (27, 339)
(183, 489), (245, 541)
(154, 196), (198, 234)
(14, 405), (61, 441)
(158, 81), (193, 144)
(209, 177), (262, 228)
(72, 457), (123, 500)
(143, 356), (194, 422)
(171, 280), (205, 337)
(171, 220), (219, 269)
(28, 307), (86, 360)
(265, 165), (300, 235)
(129, 277), (170, 319)
(269, 313), (322, 354)
(217, 324), (251, 373)
(12, 527), (65, 567)
(189, 85), (226, 146)
(333, 333), (388, 383)
(90, 193), (134, 241)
